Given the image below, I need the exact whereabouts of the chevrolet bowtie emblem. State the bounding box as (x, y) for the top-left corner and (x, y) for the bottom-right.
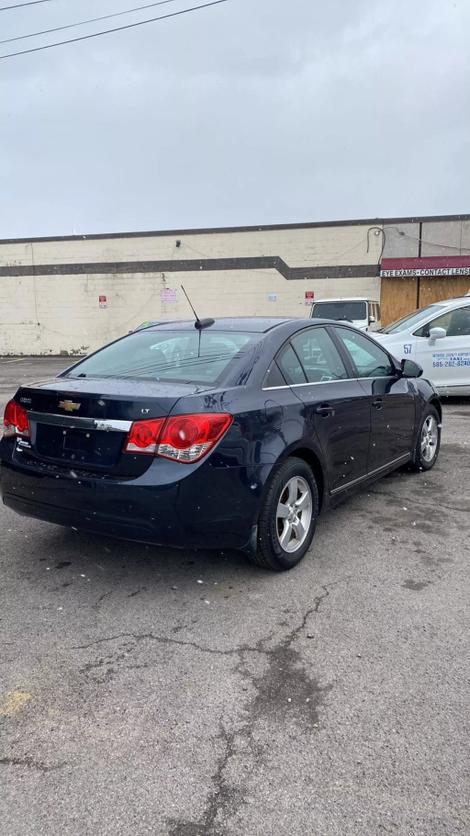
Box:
(59, 400), (81, 413)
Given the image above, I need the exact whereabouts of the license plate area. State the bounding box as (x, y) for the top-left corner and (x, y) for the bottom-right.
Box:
(63, 428), (94, 454)
(34, 424), (124, 468)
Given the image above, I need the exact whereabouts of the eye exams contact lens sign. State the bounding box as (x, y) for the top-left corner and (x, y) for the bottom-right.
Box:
(381, 256), (470, 278)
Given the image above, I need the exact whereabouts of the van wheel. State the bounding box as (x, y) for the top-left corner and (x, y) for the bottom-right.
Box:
(410, 405), (441, 472)
(250, 458), (319, 571)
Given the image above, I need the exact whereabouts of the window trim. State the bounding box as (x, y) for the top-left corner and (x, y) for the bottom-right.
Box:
(263, 375), (390, 392)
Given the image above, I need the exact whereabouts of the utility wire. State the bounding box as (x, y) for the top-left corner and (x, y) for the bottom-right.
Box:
(0, 0), (228, 58)
(386, 226), (470, 254)
(0, 0), (54, 10)
(0, 0), (181, 45)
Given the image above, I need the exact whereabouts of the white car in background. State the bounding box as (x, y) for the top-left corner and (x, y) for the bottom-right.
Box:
(373, 295), (470, 396)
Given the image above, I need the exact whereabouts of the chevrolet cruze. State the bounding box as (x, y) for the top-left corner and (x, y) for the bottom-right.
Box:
(1, 317), (442, 571)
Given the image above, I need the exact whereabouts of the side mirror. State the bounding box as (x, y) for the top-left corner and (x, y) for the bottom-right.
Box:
(369, 316), (376, 325)
(400, 358), (423, 378)
(429, 327), (446, 343)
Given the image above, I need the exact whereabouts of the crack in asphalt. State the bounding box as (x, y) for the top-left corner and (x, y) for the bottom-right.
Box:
(92, 590), (113, 611)
(67, 576), (350, 834)
(70, 578), (346, 660)
(0, 756), (66, 773)
(168, 725), (243, 836)
(368, 488), (470, 515)
(69, 632), (268, 659)
(165, 578), (348, 835)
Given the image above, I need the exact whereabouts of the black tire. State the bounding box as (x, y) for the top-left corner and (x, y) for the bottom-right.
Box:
(250, 457), (319, 571)
(409, 404), (441, 472)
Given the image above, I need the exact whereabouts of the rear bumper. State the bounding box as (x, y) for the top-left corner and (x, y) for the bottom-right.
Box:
(0, 451), (266, 551)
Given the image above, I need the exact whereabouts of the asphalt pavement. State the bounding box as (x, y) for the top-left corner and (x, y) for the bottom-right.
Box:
(0, 358), (469, 835)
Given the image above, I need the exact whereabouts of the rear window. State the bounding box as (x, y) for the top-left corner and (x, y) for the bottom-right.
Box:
(65, 329), (257, 385)
(311, 301), (367, 321)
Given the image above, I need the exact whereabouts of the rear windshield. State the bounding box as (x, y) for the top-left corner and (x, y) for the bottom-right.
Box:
(65, 329), (257, 385)
(380, 304), (446, 334)
(311, 301), (367, 321)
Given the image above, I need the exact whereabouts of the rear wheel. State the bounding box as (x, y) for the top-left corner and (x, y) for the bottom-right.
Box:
(410, 405), (441, 472)
(250, 458), (319, 571)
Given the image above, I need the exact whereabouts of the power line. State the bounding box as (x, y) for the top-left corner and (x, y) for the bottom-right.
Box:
(0, 0), (181, 45)
(386, 226), (470, 254)
(0, 0), (229, 58)
(0, 0), (54, 10)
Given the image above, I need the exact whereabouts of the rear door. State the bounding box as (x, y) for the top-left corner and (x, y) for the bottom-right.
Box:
(412, 304), (470, 391)
(276, 326), (371, 492)
(331, 326), (416, 472)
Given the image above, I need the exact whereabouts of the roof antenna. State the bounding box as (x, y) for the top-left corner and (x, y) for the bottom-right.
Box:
(181, 285), (214, 330)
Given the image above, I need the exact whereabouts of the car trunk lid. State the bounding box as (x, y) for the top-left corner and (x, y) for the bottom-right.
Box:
(15, 377), (209, 476)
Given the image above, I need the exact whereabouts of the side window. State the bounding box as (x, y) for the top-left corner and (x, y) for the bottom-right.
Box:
(264, 362), (287, 388)
(414, 311), (452, 338)
(416, 305), (470, 338)
(290, 327), (348, 383)
(277, 344), (307, 385)
(448, 306), (470, 336)
(335, 328), (394, 378)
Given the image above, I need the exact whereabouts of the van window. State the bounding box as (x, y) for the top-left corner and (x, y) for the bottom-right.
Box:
(311, 301), (367, 322)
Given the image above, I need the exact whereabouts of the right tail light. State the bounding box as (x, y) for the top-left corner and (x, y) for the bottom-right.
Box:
(124, 413), (232, 463)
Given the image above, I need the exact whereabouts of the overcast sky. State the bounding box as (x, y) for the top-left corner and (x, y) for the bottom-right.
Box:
(1, 0), (469, 238)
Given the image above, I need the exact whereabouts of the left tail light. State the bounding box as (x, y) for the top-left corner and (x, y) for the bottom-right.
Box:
(3, 400), (30, 438)
(124, 413), (233, 463)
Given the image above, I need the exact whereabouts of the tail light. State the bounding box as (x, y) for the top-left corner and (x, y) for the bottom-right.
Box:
(124, 413), (232, 463)
(3, 400), (30, 438)
(125, 418), (165, 454)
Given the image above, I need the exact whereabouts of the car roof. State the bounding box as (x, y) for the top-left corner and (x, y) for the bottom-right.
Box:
(430, 295), (470, 308)
(140, 317), (310, 334)
(312, 297), (378, 303)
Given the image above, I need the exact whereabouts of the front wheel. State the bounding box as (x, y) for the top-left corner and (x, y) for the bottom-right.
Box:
(410, 405), (441, 472)
(250, 458), (319, 571)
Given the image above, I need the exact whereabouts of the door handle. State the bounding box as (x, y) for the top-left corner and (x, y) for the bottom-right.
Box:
(315, 403), (335, 418)
(372, 398), (383, 410)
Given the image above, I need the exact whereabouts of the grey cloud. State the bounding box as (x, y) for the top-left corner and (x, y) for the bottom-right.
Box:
(1, 0), (470, 237)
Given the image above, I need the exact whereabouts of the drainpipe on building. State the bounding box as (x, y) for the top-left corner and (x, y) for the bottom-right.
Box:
(416, 222), (423, 309)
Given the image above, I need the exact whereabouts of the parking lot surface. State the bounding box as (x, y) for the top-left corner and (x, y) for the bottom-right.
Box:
(1, 357), (469, 836)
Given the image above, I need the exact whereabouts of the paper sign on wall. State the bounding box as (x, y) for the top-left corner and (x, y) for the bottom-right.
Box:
(160, 288), (178, 303)
(99, 295), (107, 308)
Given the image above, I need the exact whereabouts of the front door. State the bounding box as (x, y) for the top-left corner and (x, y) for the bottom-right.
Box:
(331, 326), (416, 472)
(413, 304), (470, 392)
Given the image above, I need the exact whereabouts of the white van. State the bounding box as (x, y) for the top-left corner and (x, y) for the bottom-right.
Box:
(310, 298), (381, 332)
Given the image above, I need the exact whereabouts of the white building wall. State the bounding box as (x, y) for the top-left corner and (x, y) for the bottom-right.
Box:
(0, 269), (380, 356)
(0, 221), (383, 355)
(1, 224), (381, 268)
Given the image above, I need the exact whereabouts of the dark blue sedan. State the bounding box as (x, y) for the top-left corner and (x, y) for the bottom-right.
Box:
(0, 317), (441, 571)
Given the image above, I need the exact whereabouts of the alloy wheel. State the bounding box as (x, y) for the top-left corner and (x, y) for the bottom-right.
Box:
(276, 476), (313, 554)
(421, 415), (438, 463)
